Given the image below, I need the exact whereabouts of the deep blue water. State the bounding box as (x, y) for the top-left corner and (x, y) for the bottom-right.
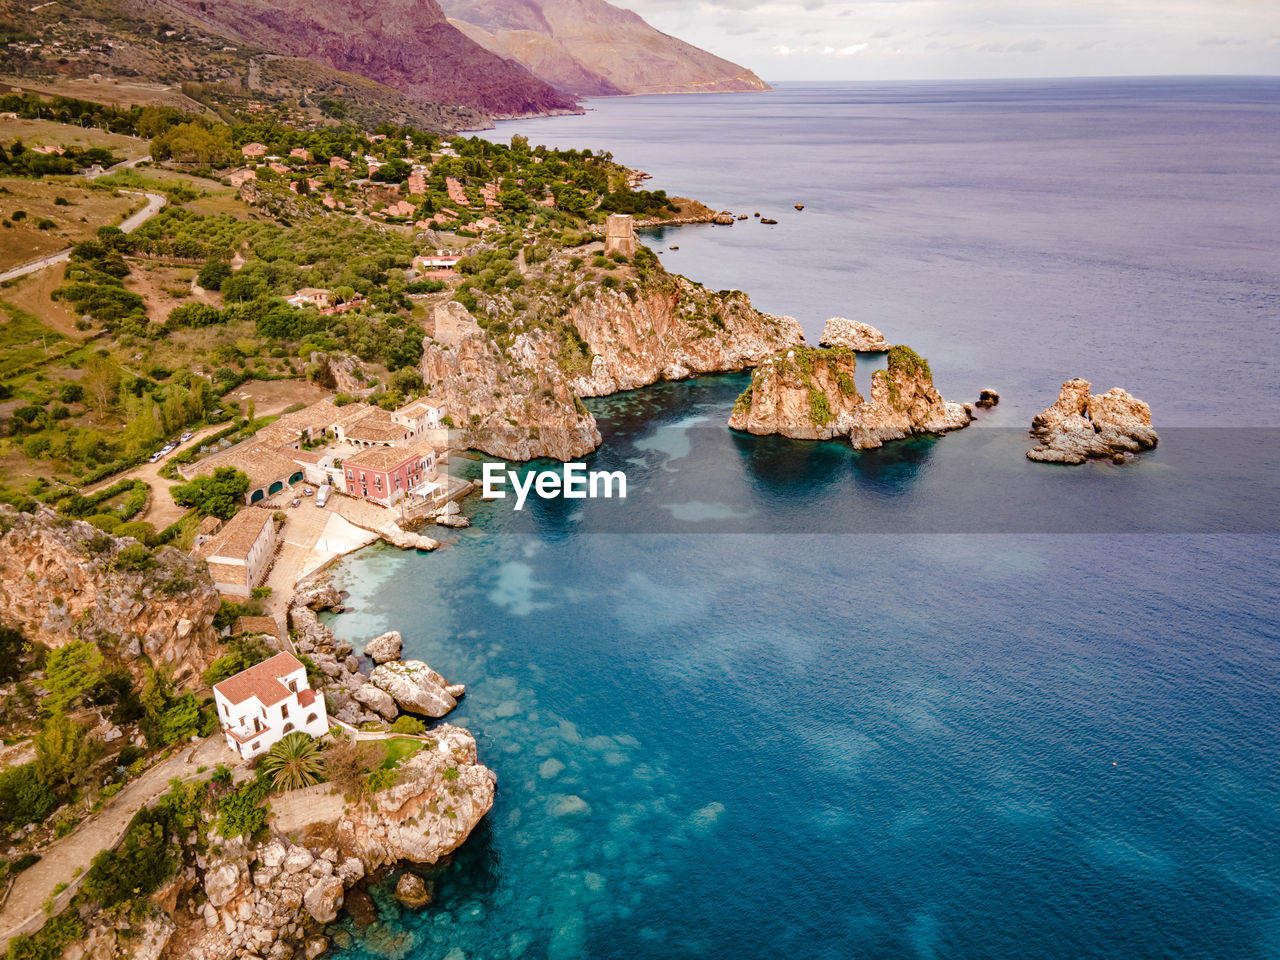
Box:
(324, 80), (1280, 959)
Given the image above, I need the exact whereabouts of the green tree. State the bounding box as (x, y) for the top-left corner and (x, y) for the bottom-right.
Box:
(259, 732), (326, 792)
(35, 711), (95, 799)
(0, 624), (25, 681)
(171, 466), (250, 519)
(157, 693), (202, 744)
(42, 641), (104, 714)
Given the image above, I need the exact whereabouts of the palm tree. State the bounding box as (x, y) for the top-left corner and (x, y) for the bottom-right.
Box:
(259, 732), (325, 791)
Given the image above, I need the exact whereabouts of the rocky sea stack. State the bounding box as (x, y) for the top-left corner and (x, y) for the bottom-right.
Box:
(728, 344), (972, 446)
(818, 317), (889, 353)
(1027, 378), (1158, 464)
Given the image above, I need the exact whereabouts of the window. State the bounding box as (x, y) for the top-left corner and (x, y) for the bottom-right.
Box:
(282, 703), (290, 718)
(306, 713), (318, 724)
(282, 722), (295, 733)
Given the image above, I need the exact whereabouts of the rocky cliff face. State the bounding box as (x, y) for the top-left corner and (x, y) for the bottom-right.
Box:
(182, 725), (494, 960)
(0, 506), (221, 686)
(422, 276), (801, 461)
(136, 0), (580, 119)
(422, 302), (603, 461)
(818, 316), (889, 353)
(440, 0), (770, 97)
(565, 278), (804, 397)
(1028, 378), (1158, 464)
(728, 344), (973, 448)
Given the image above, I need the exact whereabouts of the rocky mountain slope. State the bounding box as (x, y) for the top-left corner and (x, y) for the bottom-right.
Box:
(729, 344), (974, 447)
(126, 0), (579, 119)
(440, 0), (770, 97)
(1027, 378), (1158, 464)
(0, 505), (221, 687)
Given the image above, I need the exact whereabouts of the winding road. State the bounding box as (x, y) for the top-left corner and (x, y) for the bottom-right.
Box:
(0, 156), (164, 284)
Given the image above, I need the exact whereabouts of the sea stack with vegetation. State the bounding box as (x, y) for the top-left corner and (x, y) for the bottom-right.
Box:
(729, 344), (973, 446)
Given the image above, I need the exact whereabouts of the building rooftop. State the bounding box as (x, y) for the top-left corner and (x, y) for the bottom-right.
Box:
(205, 508), (274, 562)
(345, 439), (436, 472)
(214, 651), (305, 708)
(345, 410), (408, 444)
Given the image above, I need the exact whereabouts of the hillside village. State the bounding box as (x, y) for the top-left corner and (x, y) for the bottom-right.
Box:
(0, 65), (795, 958)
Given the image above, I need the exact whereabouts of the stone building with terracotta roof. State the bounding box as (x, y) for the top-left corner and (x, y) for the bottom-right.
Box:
(213, 652), (327, 759)
(193, 508), (277, 596)
(342, 439), (441, 507)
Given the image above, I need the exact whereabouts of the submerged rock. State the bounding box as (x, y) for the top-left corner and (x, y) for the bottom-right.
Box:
(818, 317), (889, 353)
(1027, 379), (1158, 464)
(395, 872), (434, 909)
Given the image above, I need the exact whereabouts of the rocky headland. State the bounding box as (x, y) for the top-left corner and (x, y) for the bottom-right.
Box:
(0, 505), (221, 687)
(421, 268), (803, 461)
(818, 317), (890, 353)
(1027, 378), (1158, 464)
(728, 344), (973, 447)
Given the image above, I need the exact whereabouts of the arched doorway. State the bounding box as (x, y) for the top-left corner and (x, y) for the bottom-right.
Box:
(289, 472), (304, 484)
(268, 480), (284, 496)
(250, 489), (265, 504)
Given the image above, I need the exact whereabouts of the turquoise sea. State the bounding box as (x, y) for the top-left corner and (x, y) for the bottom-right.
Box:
(324, 80), (1280, 959)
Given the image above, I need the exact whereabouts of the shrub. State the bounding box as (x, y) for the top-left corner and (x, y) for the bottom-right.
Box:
(215, 779), (269, 838)
(390, 716), (426, 735)
(82, 811), (176, 907)
(0, 762), (57, 829)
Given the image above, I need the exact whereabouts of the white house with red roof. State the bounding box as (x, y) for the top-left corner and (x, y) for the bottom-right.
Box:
(212, 652), (328, 759)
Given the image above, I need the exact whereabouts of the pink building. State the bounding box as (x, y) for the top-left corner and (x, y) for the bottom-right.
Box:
(342, 441), (439, 506)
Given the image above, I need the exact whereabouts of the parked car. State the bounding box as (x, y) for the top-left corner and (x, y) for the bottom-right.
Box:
(291, 498), (301, 508)
(303, 488), (313, 496)
(148, 452), (162, 463)
(180, 431), (194, 442)
(316, 486), (330, 508)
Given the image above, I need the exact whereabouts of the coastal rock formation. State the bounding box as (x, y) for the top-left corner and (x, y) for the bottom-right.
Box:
(439, 0), (770, 98)
(564, 277), (804, 398)
(309, 351), (371, 396)
(1027, 379), (1158, 464)
(337, 724), (496, 867)
(818, 317), (889, 353)
(395, 872), (433, 909)
(363, 630), (404, 664)
(370, 660), (464, 717)
(729, 344), (972, 448)
(0, 506), (221, 686)
(421, 302), (603, 461)
(977, 388), (1000, 408)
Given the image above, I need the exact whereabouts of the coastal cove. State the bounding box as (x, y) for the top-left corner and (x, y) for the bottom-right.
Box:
(320, 80), (1280, 960)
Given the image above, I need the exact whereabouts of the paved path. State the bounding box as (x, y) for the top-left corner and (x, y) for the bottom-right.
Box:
(0, 736), (235, 949)
(0, 187), (164, 283)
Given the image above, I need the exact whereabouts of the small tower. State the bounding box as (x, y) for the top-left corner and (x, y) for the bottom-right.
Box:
(604, 213), (637, 257)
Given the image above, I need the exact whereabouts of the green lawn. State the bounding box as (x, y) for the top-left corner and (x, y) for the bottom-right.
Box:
(380, 737), (424, 770)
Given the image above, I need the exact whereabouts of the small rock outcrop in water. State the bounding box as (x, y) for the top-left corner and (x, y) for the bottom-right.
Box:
(363, 630), (403, 664)
(818, 317), (889, 353)
(729, 344), (971, 447)
(976, 388), (1000, 408)
(370, 660), (466, 717)
(1027, 378), (1158, 464)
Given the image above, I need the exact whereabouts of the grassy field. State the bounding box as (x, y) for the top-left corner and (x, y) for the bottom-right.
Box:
(0, 265), (87, 337)
(0, 116), (151, 160)
(0, 76), (205, 113)
(0, 298), (70, 378)
(0, 177), (142, 269)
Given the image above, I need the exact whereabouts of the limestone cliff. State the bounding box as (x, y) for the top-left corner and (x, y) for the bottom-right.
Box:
(565, 277), (804, 397)
(1028, 378), (1158, 464)
(728, 344), (973, 448)
(0, 506), (221, 686)
(421, 302), (603, 461)
(421, 275), (802, 461)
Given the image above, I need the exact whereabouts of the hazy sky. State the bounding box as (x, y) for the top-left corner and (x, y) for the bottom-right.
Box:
(618, 0), (1280, 81)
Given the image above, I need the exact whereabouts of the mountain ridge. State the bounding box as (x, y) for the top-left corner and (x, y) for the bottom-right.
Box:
(439, 0), (770, 98)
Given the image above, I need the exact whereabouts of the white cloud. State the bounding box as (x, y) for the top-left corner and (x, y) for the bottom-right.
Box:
(615, 0), (1280, 80)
